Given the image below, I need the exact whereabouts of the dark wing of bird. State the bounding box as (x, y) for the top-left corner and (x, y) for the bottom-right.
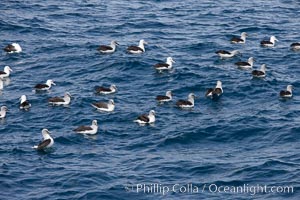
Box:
(235, 61), (251, 66)
(154, 63), (169, 69)
(156, 95), (170, 101)
(97, 45), (113, 51)
(48, 97), (64, 103)
(74, 125), (93, 132)
(231, 37), (243, 43)
(260, 41), (272, 46)
(20, 101), (30, 108)
(252, 70), (264, 76)
(137, 114), (149, 122)
(215, 50), (231, 54)
(280, 90), (291, 97)
(176, 100), (193, 106)
(92, 102), (108, 109)
(95, 86), (111, 93)
(34, 83), (48, 89)
(127, 46), (144, 52)
(3, 44), (15, 52)
(205, 88), (214, 96)
(0, 71), (7, 75)
(37, 139), (51, 150)
(290, 43), (300, 48)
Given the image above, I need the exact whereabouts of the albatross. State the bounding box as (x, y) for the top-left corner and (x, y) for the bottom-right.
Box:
(48, 92), (71, 105)
(279, 85), (293, 98)
(19, 95), (31, 110)
(97, 40), (119, 53)
(290, 42), (300, 50)
(156, 91), (173, 103)
(95, 84), (117, 94)
(252, 64), (266, 78)
(127, 39), (147, 54)
(154, 57), (175, 71)
(3, 43), (22, 53)
(205, 81), (223, 99)
(0, 66), (13, 79)
(231, 32), (247, 44)
(32, 129), (54, 151)
(134, 110), (156, 124)
(34, 80), (56, 91)
(235, 57), (254, 69)
(260, 36), (278, 47)
(215, 50), (240, 59)
(74, 120), (98, 135)
(176, 93), (195, 108)
(91, 99), (115, 112)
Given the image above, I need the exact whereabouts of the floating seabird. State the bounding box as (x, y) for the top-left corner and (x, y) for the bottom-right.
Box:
(156, 91), (173, 103)
(19, 95), (31, 110)
(290, 42), (300, 50)
(95, 84), (117, 94)
(74, 120), (98, 135)
(3, 43), (22, 53)
(215, 50), (240, 59)
(252, 64), (266, 78)
(176, 93), (195, 108)
(231, 32), (247, 44)
(206, 81), (223, 99)
(97, 40), (119, 53)
(48, 92), (71, 105)
(127, 39), (147, 54)
(235, 57), (254, 69)
(134, 110), (156, 124)
(0, 79), (3, 90)
(154, 57), (175, 70)
(280, 85), (293, 98)
(34, 80), (56, 91)
(0, 106), (8, 119)
(32, 129), (54, 151)
(260, 36), (278, 47)
(91, 99), (115, 112)
(0, 66), (13, 79)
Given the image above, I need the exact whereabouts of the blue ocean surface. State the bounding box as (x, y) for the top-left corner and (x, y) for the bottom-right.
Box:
(0, 0), (299, 199)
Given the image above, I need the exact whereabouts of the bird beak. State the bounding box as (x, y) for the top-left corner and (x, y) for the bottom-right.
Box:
(52, 82), (56, 85)
(144, 41), (148, 44)
(10, 69), (13, 72)
(172, 60), (176, 63)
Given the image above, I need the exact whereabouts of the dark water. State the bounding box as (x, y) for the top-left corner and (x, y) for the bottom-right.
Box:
(0, 0), (299, 199)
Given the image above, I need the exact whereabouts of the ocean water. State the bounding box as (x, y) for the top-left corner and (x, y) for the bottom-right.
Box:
(0, 0), (299, 199)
